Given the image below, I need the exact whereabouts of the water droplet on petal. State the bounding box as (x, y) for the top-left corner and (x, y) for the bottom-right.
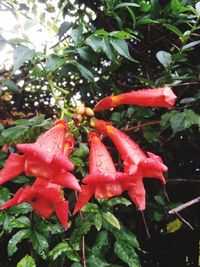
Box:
(97, 161), (102, 167)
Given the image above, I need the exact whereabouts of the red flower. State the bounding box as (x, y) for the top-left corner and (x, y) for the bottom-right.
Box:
(94, 87), (177, 111)
(73, 131), (131, 214)
(0, 120), (81, 191)
(92, 120), (168, 210)
(93, 120), (167, 182)
(0, 178), (69, 229)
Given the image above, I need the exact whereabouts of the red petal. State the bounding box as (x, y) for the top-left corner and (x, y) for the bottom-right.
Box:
(0, 188), (25, 209)
(94, 182), (122, 198)
(94, 87), (177, 111)
(29, 196), (53, 218)
(54, 172), (81, 192)
(54, 200), (69, 230)
(88, 131), (116, 173)
(73, 185), (94, 215)
(0, 153), (25, 185)
(128, 180), (146, 210)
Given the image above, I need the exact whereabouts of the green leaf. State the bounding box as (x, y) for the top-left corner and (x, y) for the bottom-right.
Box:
(94, 29), (109, 36)
(102, 39), (117, 62)
(58, 21), (72, 40)
(77, 46), (97, 63)
(72, 143), (89, 158)
(87, 255), (110, 267)
(81, 203), (99, 213)
(114, 241), (140, 267)
(195, 2), (200, 16)
(182, 40), (200, 51)
(9, 203), (33, 214)
(156, 51), (172, 68)
(110, 112), (121, 123)
(49, 241), (79, 261)
(107, 197), (131, 207)
(45, 54), (65, 72)
(13, 45), (35, 72)
(10, 216), (31, 229)
(170, 109), (200, 134)
(142, 126), (160, 143)
(68, 61), (94, 82)
(17, 255), (36, 267)
(109, 31), (133, 39)
(112, 227), (139, 249)
(114, 3), (139, 10)
(1, 125), (29, 142)
(163, 24), (183, 38)
(92, 231), (110, 258)
(70, 25), (83, 45)
(136, 18), (158, 25)
(166, 218), (182, 233)
(110, 38), (137, 62)
(0, 79), (19, 91)
(171, 0), (181, 12)
(8, 229), (31, 256)
(94, 213), (103, 231)
(31, 231), (49, 254)
(86, 36), (102, 52)
(0, 187), (11, 205)
(70, 221), (92, 249)
(102, 212), (120, 229)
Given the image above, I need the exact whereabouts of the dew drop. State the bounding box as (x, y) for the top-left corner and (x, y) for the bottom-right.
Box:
(97, 161), (102, 167)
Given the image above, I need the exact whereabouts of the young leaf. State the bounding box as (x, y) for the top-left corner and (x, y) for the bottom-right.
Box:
(86, 36), (102, 52)
(13, 45), (35, 72)
(156, 51), (172, 68)
(110, 38), (137, 62)
(8, 229), (31, 256)
(17, 255), (36, 267)
(31, 231), (49, 254)
(45, 54), (65, 72)
(49, 242), (79, 261)
(102, 212), (120, 229)
(102, 39), (117, 62)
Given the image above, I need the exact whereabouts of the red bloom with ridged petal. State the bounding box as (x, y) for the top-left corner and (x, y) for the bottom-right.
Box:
(92, 120), (168, 210)
(94, 87), (177, 111)
(0, 120), (81, 192)
(73, 131), (131, 214)
(92, 120), (167, 183)
(0, 178), (69, 229)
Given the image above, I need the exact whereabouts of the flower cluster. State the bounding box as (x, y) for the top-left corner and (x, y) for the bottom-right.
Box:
(0, 87), (177, 229)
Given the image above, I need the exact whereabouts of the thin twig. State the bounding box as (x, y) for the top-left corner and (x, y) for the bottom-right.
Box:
(167, 179), (200, 183)
(141, 211), (151, 239)
(168, 196), (200, 214)
(175, 212), (194, 230)
(123, 120), (160, 132)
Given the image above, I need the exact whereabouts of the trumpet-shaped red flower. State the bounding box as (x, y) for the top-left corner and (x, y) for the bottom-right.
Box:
(92, 120), (168, 210)
(92, 120), (167, 183)
(73, 131), (131, 214)
(0, 178), (69, 229)
(0, 120), (81, 191)
(94, 87), (177, 111)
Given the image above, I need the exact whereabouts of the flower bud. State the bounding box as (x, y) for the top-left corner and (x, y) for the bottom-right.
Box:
(73, 114), (83, 125)
(76, 104), (85, 115)
(85, 107), (94, 117)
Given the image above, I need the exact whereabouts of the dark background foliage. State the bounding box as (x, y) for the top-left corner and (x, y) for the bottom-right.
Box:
(0, 0), (200, 266)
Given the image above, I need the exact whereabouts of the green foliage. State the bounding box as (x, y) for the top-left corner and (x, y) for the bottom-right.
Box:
(0, 0), (200, 266)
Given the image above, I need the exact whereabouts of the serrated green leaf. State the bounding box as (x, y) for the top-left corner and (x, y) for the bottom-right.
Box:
(110, 38), (137, 62)
(114, 241), (140, 267)
(17, 255), (36, 267)
(45, 54), (65, 72)
(10, 216), (31, 229)
(8, 229), (31, 256)
(94, 213), (103, 231)
(109, 31), (133, 39)
(31, 231), (49, 254)
(156, 51), (172, 68)
(92, 231), (110, 258)
(107, 197), (131, 207)
(86, 36), (102, 52)
(49, 241), (79, 261)
(13, 45), (35, 72)
(102, 212), (120, 229)
(102, 39), (117, 62)
(9, 203), (33, 214)
(112, 227), (139, 249)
